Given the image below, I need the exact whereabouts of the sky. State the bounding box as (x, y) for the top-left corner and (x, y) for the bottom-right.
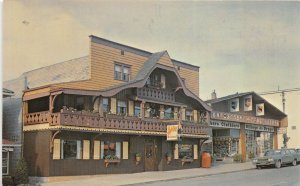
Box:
(2, 1), (300, 147)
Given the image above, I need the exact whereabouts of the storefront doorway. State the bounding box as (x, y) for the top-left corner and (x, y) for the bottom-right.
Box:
(144, 139), (157, 171)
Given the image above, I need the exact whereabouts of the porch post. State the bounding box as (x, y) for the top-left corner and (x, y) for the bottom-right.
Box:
(49, 95), (53, 113)
(140, 101), (145, 119)
(240, 124), (247, 162)
(273, 129), (278, 150)
(99, 96), (103, 117)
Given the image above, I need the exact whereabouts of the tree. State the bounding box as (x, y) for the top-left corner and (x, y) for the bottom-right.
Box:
(14, 158), (29, 185)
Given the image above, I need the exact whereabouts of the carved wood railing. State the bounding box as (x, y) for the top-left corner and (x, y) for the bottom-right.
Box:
(137, 87), (175, 102)
(24, 111), (209, 135)
(24, 111), (49, 125)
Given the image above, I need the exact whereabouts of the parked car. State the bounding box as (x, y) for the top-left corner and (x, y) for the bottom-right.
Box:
(253, 149), (298, 169)
(290, 148), (300, 163)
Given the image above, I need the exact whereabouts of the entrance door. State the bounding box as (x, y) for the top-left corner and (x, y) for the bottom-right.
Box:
(144, 139), (157, 171)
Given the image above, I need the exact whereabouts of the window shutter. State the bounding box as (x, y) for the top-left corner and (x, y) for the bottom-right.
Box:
(122, 141), (129, 159)
(111, 98), (116, 114)
(76, 140), (82, 159)
(94, 140), (100, 160)
(193, 144), (198, 159)
(193, 110), (198, 122)
(174, 107), (178, 119)
(181, 108), (186, 121)
(100, 141), (104, 159)
(161, 74), (166, 88)
(53, 139), (60, 160)
(174, 143), (179, 159)
(128, 101), (134, 116)
(83, 140), (90, 160)
(145, 103), (150, 118)
(116, 142), (121, 159)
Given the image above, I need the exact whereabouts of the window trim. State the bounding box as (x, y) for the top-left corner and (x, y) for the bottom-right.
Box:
(114, 62), (131, 81)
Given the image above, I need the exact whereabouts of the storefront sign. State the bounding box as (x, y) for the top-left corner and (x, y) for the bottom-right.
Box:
(245, 124), (274, 133)
(167, 125), (179, 141)
(211, 111), (279, 127)
(210, 120), (240, 129)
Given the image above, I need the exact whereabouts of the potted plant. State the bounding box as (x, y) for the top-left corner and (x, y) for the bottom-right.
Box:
(166, 152), (172, 164)
(104, 155), (120, 167)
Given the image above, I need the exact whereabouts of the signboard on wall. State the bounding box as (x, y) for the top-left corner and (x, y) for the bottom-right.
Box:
(167, 125), (179, 141)
(244, 95), (252, 111)
(229, 98), (239, 112)
(256, 103), (265, 116)
(245, 124), (274, 133)
(210, 120), (240, 129)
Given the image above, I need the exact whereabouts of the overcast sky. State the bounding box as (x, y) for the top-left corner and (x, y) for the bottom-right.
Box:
(2, 1), (300, 145)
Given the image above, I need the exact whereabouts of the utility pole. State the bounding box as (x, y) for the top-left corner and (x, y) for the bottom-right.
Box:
(258, 87), (300, 148)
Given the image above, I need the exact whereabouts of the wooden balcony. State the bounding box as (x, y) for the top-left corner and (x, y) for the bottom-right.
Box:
(137, 87), (175, 102)
(24, 111), (209, 136)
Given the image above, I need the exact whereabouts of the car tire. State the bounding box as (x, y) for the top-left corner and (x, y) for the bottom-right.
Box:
(275, 160), (281, 168)
(292, 160), (297, 166)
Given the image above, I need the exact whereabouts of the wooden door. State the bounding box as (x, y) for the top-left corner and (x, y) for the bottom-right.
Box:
(144, 139), (157, 171)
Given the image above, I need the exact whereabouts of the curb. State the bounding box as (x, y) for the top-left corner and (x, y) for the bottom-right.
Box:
(122, 168), (255, 186)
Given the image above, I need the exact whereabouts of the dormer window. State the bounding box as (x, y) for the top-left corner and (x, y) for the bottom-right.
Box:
(114, 63), (130, 81)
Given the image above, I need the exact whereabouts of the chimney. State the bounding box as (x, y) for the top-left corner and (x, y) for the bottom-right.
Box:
(211, 90), (217, 99)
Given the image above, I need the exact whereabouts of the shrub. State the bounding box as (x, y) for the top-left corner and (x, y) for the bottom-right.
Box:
(248, 151), (254, 159)
(233, 154), (242, 162)
(14, 158), (29, 185)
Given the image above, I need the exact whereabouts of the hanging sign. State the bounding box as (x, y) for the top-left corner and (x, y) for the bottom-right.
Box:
(244, 95), (252, 111)
(167, 125), (179, 141)
(229, 98), (239, 112)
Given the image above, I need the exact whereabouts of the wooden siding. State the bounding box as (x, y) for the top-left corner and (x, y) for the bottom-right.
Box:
(24, 87), (51, 97)
(157, 53), (175, 68)
(177, 67), (199, 96)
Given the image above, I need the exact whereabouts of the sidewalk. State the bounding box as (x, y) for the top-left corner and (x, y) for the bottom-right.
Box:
(37, 162), (254, 186)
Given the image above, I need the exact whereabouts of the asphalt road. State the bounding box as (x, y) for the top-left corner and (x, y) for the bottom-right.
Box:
(143, 165), (300, 186)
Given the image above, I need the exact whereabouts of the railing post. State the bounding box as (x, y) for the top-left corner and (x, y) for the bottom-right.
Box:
(140, 101), (145, 119)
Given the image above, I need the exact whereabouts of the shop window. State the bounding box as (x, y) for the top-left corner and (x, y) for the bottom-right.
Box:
(117, 100), (127, 115)
(185, 110), (193, 121)
(114, 63), (130, 81)
(178, 144), (193, 159)
(164, 106), (174, 119)
(103, 98), (110, 113)
(101, 141), (121, 159)
(134, 102), (141, 117)
(61, 140), (82, 159)
(2, 151), (9, 175)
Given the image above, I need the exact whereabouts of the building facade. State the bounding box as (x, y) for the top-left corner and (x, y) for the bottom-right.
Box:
(206, 92), (288, 162)
(20, 36), (212, 176)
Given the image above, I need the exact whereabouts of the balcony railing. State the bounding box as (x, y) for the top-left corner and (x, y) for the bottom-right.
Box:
(137, 87), (175, 102)
(24, 111), (49, 124)
(24, 111), (209, 135)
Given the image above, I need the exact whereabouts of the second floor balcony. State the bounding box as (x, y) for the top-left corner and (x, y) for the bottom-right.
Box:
(24, 109), (209, 136)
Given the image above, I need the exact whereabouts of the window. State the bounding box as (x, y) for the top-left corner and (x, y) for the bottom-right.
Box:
(185, 110), (193, 121)
(123, 66), (130, 81)
(2, 151), (9, 175)
(76, 96), (84, 110)
(117, 100), (127, 114)
(114, 63), (130, 81)
(178, 144), (192, 159)
(101, 141), (121, 159)
(61, 140), (81, 159)
(103, 98), (109, 113)
(164, 106), (174, 119)
(134, 102), (141, 117)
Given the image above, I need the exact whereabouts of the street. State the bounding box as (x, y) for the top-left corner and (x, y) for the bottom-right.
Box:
(143, 165), (300, 186)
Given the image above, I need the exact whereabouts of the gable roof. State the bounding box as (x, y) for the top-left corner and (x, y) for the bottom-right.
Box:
(3, 56), (90, 97)
(206, 91), (287, 117)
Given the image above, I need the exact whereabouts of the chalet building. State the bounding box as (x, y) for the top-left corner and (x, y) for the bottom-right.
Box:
(19, 36), (212, 176)
(206, 91), (288, 162)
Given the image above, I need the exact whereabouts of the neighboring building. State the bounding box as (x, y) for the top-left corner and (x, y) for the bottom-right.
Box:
(206, 92), (288, 162)
(14, 35), (211, 176)
(2, 88), (22, 176)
